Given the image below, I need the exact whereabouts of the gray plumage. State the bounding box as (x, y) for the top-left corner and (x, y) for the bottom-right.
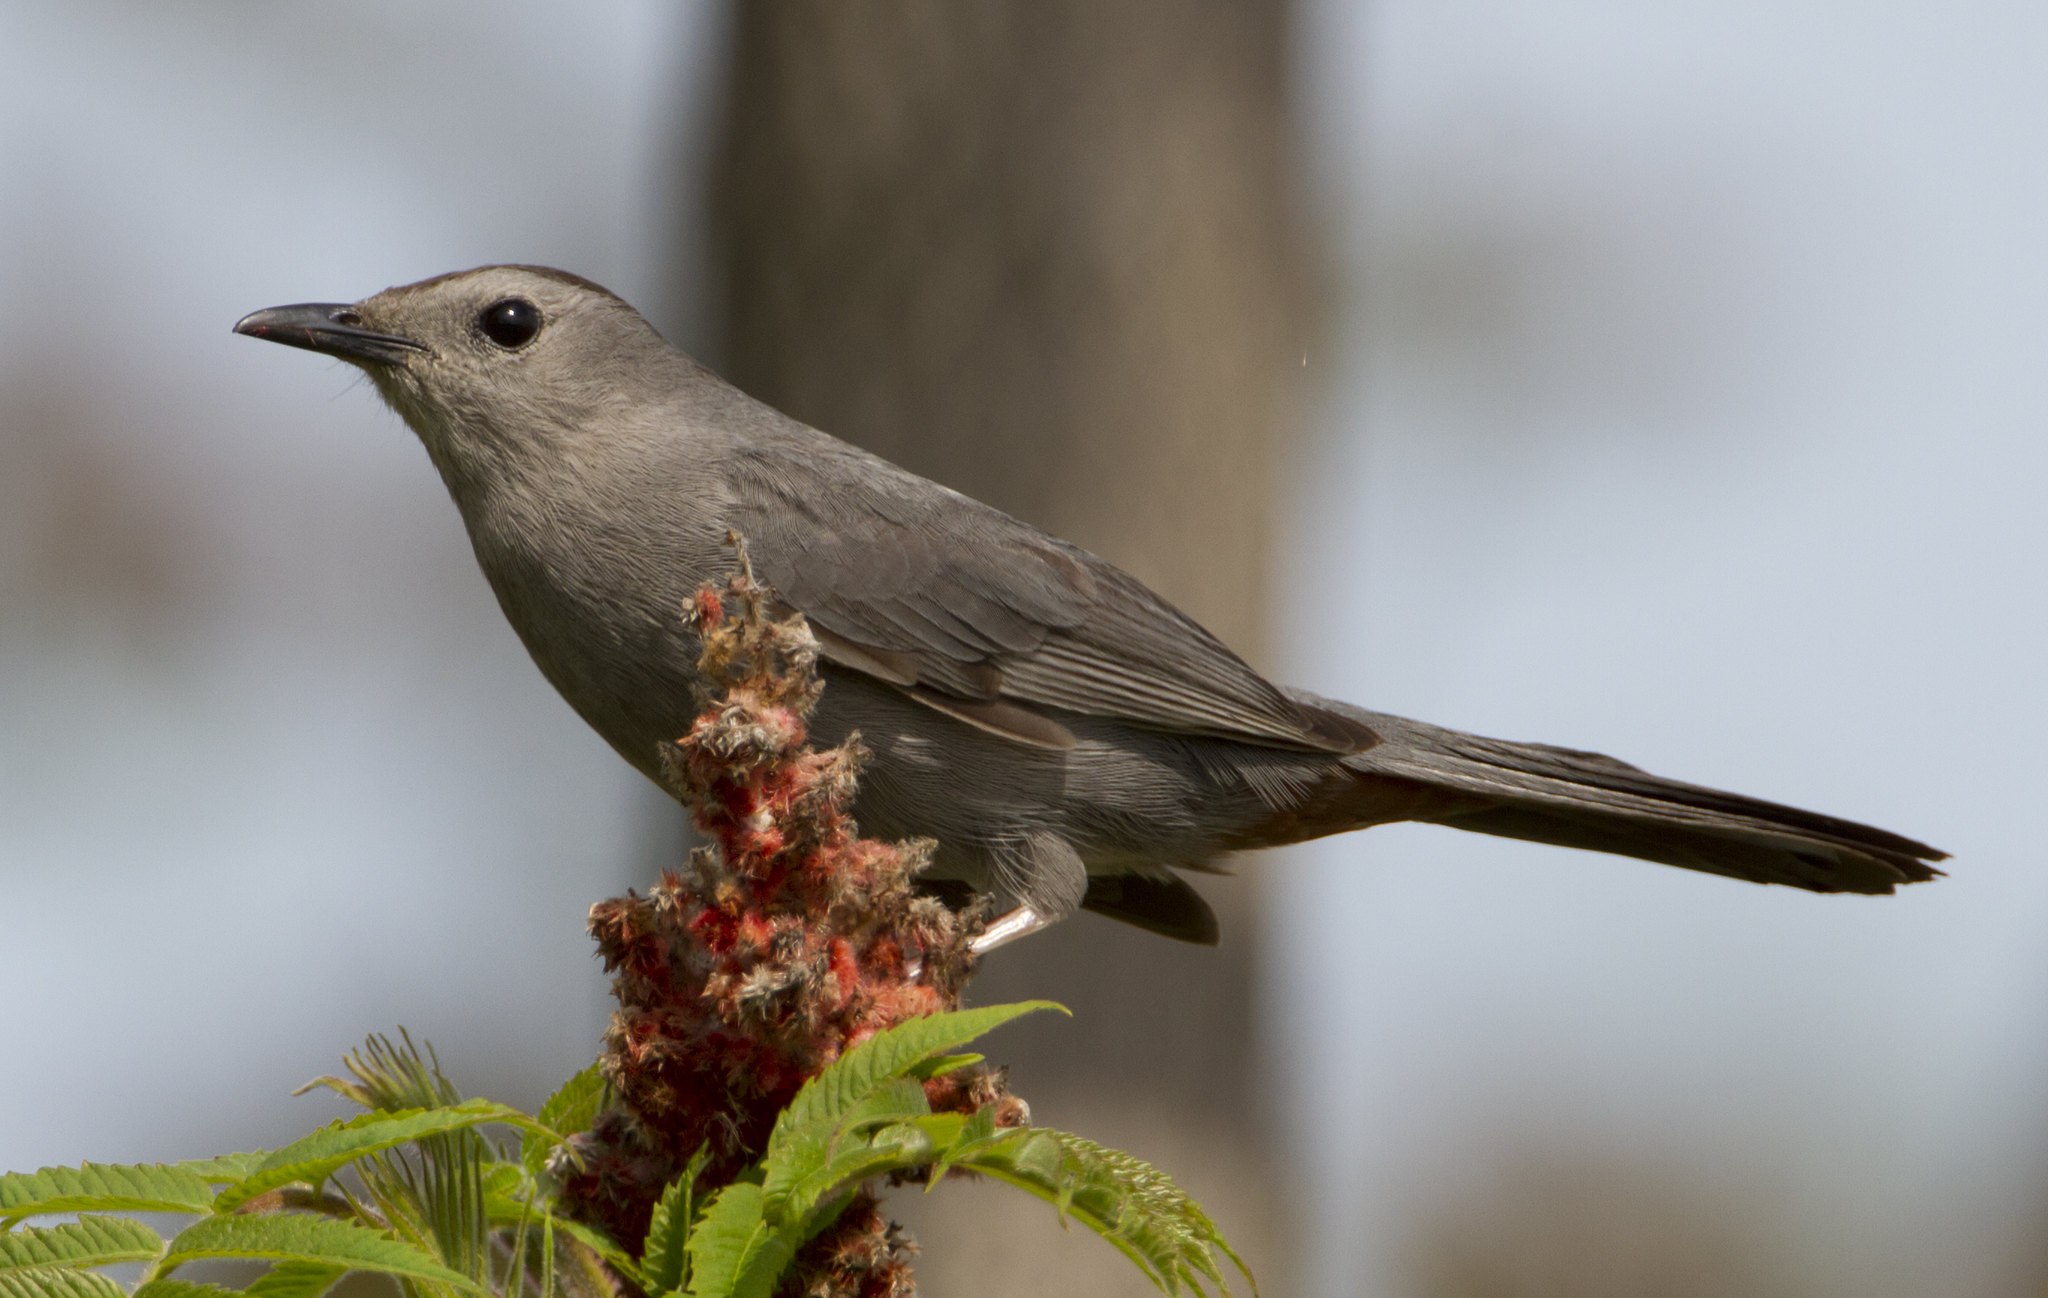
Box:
(234, 265), (1946, 943)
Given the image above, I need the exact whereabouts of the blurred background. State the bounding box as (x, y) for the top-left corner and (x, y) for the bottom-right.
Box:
(1, 3), (2038, 1295)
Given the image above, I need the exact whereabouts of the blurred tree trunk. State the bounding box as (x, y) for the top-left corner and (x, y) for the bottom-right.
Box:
(704, 3), (1321, 1290)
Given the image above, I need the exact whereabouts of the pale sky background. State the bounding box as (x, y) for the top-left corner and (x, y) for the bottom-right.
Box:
(3, 6), (2042, 1298)
(2, 0), (716, 1156)
(1276, 4), (2046, 1295)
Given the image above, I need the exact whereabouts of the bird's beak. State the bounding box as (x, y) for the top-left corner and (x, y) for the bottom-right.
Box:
(232, 303), (427, 366)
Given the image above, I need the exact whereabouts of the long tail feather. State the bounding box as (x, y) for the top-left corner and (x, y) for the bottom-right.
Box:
(1304, 697), (1946, 894)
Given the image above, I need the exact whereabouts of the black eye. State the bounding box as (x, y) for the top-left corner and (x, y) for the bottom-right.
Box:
(477, 297), (542, 349)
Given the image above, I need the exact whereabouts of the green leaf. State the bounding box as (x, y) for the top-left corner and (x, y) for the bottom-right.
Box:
(715, 1003), (1063, 1287)
(751, 1003), (1057, 1239)
(908, 1053), (983, 1080)
(131, 1281), (243, 1298)
(172, 1154), (268, 1185)
(0, 1164), (216, 1223)
(479, 1192), (642, 1289)
(958, 1130), (1254, 1297)
(764, 1074), (939, 1215)
(0, 1269), (129, 1298)
(244, 1261), (344, 1298)
(681, 1183), (800, 1298)
(478, 1162), (522, 1199)
(926, 1105), (1002, 1183)
(214, 1100), (547, 1211)
(772, 1147), (893, 1240)
(0, 1218), (161, 1273)
(535, 1066), (606, 1141)
(641, 1146), (711, 1296)
(894, 1113), (968, 1153)
(348, 1097), (493, 1280)
(756, 1125), (827, 1221)
(835, 1078), (938, 1135)
(521, 1064), (606, 1178)
(771, 1002), (1060, 1150)
(162, 1215), (487, 1297)
(324, 1032), (460, 1113)
(743, 1115), (985, 1278)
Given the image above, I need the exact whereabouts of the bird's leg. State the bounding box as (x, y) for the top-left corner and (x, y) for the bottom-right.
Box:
(969, 905), (1049, 955)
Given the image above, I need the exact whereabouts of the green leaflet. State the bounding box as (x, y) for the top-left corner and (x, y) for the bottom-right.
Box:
(829, 1078), (936, 1136)
(677, 1003), (1067, 1297)
(478, 1162), (522, 1200)
(769, 1002), (1061, 1151)
(535, 1066), (607, 1140)
(169, 1157), (266, 1187)
(306, 1034), (526, 1292)
(955, 1130), (1254, 1297)
(640, 1146), (711, 1297)
(0, 1269), (129, 1298)
(907, 1052), (982, 1080)
(760, 1077), (931, 1217)
(130, 1282), (243, 1298)
(520, 1064), (606, 1179)
(478, 1189), (641, 1288)
(766, 1121), (945, 1240)
(925, 1104), (1001, 1183)
(323, 1033), (457, 1113)
(0, 1219), (161, 1273)
(213, 1101), (546, 1211)
(240, 1262), (342, 1298)
(161, 1216), (487, 1298)
(0, 1165), (216, 1224)
(347, 1109), (491, 1282)
(680, 1184), (799, 1298)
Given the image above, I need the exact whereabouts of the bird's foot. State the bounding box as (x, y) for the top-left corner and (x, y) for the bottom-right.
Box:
(969, 905), (1049, 955)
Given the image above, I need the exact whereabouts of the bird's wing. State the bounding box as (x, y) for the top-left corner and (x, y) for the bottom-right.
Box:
(723, 439), (1364, 753)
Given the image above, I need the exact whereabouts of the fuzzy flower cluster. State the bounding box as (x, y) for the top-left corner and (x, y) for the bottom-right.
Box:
(557, 544), (1001, 1294)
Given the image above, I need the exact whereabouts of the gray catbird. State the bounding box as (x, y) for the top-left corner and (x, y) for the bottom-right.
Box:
(235, 265), (1944, 945)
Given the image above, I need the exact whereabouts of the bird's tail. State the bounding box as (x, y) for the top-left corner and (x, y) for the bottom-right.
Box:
(1297, 695), (1946, 894)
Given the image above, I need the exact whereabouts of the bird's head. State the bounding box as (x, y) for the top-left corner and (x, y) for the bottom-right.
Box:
(235, 265), (686, 492)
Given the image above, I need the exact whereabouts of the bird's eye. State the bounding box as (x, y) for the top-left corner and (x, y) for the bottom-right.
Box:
(477, 298), (542, 349)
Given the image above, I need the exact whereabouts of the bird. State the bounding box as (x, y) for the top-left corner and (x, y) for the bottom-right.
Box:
(234, 265), (1945, 946)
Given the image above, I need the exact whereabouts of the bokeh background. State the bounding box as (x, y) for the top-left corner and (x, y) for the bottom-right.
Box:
(3, 4), (2039, 1296)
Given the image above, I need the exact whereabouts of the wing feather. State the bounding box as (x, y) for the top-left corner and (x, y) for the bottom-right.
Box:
(724, 436), (1354, 752)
